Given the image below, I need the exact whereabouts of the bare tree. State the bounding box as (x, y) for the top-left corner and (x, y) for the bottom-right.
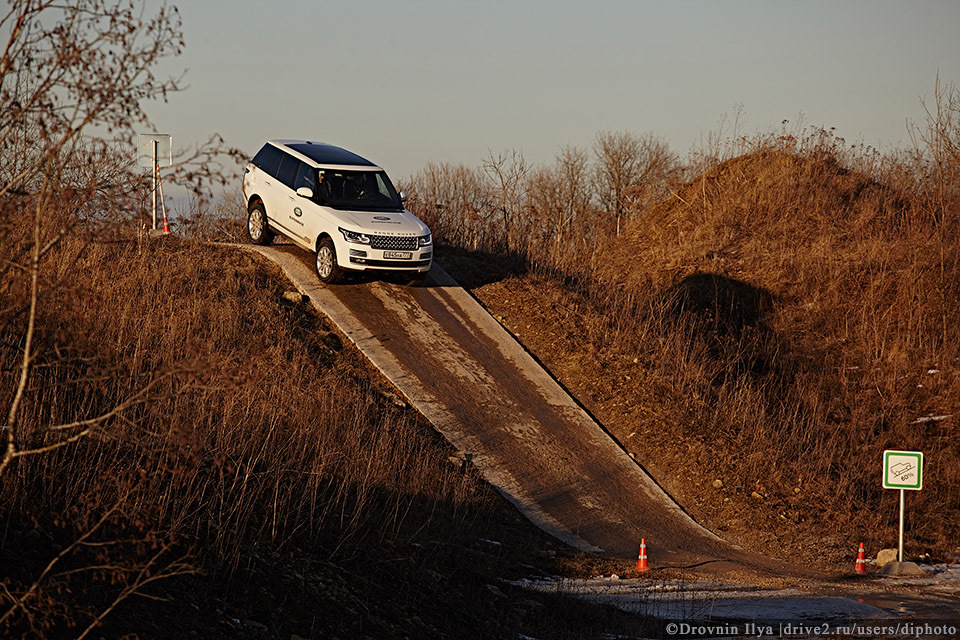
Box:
(482, 149), (529, 251)
(404, 161), (491, 250)
(593, 130), (677, 236)
(553, 145), (592, 243)
(526, 165), (562, 243)
(527, 145), (592, 245)
(0, 2), (233, 631)
(0, 0), (234, 477)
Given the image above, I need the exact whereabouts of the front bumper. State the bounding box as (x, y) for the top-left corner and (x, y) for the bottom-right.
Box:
(342, 245), (432, 271)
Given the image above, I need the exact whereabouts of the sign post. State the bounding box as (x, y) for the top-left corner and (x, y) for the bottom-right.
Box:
(882, 450), (923, 562)
(137, 134), (172, 230)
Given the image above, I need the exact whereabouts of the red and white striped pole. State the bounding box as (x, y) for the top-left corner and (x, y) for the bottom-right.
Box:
(156, 162), (169, 234)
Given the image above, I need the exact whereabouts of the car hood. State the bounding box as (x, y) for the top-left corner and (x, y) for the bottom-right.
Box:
(335, 209), (430, 236)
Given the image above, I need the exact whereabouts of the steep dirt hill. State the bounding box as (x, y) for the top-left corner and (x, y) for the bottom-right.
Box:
(452, 147), (960, 571)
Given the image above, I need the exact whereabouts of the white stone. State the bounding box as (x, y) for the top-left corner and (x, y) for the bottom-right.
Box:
(876, 548), (898, 568)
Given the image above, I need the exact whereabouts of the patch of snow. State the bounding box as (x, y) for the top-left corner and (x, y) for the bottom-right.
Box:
(515, 578), (885, 622)
(909, 415), (952, 424)
(894, 563), (960, 593)
(514, 567), (960, 623)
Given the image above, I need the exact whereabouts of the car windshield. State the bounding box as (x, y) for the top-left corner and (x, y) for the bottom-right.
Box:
(316, 169), (402, 211)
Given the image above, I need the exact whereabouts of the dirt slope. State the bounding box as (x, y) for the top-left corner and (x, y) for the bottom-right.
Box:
(449, 148), (960, 572)
(239, 244), (819, 582)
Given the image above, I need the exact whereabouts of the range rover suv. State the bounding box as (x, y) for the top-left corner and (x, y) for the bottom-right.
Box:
(241, 140), (432, 284)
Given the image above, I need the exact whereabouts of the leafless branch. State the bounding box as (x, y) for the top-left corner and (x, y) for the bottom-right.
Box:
(0, 499), (123, 627)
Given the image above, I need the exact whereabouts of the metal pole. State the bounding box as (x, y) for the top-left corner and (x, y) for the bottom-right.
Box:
(152, 139), (158, 230)
(899, 488), (905, 562)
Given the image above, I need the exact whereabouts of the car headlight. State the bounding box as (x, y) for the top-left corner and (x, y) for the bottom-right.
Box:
(418, 234), (432, 247)
(339, 228), (371, 245)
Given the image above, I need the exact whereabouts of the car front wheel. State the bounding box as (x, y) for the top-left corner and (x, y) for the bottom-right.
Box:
(316, 238), (345, 284)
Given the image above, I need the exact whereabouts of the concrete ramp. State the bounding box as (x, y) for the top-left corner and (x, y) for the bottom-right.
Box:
(238, 244), (800, 575)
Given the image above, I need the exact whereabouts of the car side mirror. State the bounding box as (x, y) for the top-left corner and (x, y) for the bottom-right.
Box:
(398, 191), (408, 203)
(296, 187), (314, 199)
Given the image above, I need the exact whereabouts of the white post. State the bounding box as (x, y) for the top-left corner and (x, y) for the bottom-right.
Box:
(899, 488), (905, 562)
(151, 139), (158, 230)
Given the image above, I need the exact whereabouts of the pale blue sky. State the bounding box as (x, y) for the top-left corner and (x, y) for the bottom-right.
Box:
(146, 0), (960, 182)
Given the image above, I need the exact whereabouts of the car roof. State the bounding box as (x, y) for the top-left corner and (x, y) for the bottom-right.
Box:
(270, 140), (381, 170)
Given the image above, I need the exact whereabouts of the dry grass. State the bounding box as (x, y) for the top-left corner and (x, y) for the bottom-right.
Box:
(4, 95), (958, 634)
(0, 198), (672, 638)
(419, 123), (960, 567)
(2, 227), (593, 637)
(602, 138), (960, 551)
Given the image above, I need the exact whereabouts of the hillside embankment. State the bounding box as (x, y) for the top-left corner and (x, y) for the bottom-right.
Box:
(0, 234), (647, 638)
(3, 134), (959, 637)
(432, 144), (960, 572)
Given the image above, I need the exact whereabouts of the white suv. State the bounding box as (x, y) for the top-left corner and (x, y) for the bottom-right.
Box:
(241, 140), (432, 284)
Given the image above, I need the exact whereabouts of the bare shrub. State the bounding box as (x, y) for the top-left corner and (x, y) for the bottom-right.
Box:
(404, 161), (494, 250)
(175, 189), (246, 241)
(593, 130), (679, 236)
(482, 149), (530, 251)
(526, 145), (593, 247)
(910, 75), (960, 230)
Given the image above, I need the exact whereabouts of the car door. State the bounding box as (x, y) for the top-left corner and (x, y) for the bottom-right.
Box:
(270, 154), (311, 248)
(247, 144), (284, 224)
(290, 161), (324, 247)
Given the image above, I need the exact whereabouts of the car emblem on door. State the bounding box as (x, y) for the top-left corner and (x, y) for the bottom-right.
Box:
(294, 207), (302, 217)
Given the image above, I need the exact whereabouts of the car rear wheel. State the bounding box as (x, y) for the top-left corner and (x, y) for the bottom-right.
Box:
(316, 238), (345, 284)
(247, 202), (274, 245)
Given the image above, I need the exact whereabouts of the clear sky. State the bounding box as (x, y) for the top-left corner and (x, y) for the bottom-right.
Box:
(145, 0), (960, 183)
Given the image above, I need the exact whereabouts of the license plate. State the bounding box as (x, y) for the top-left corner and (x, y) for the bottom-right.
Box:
(383, 251), (412, 260)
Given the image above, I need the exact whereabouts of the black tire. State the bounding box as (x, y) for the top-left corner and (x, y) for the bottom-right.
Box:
(247, 202), (274, 245)
(315, 237), (345, 284)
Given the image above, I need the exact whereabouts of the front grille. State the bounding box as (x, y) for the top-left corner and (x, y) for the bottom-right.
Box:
(370, 235), (417, 250)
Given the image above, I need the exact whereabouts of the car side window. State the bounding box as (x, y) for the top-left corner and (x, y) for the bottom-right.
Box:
(274, 153), (300, 189)
(293, 162), (316, 194)
(251, 144), (283, 178)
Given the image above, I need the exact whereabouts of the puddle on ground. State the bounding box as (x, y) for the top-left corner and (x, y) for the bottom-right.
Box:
(514, 566), (960, 626)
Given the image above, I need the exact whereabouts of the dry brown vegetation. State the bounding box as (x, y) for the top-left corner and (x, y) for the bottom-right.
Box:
(409, 93), (960, 569)
(5, 3), (960, 635)
(3, 229), (656, 637)
(1, 3), (647, 636)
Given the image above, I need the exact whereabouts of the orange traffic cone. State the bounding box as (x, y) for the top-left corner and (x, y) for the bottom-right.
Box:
(637, 538), (649, 572)
(855, 542), (867, 575)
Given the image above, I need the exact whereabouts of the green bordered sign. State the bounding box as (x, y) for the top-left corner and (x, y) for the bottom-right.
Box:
(882, 450), (923, 490)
